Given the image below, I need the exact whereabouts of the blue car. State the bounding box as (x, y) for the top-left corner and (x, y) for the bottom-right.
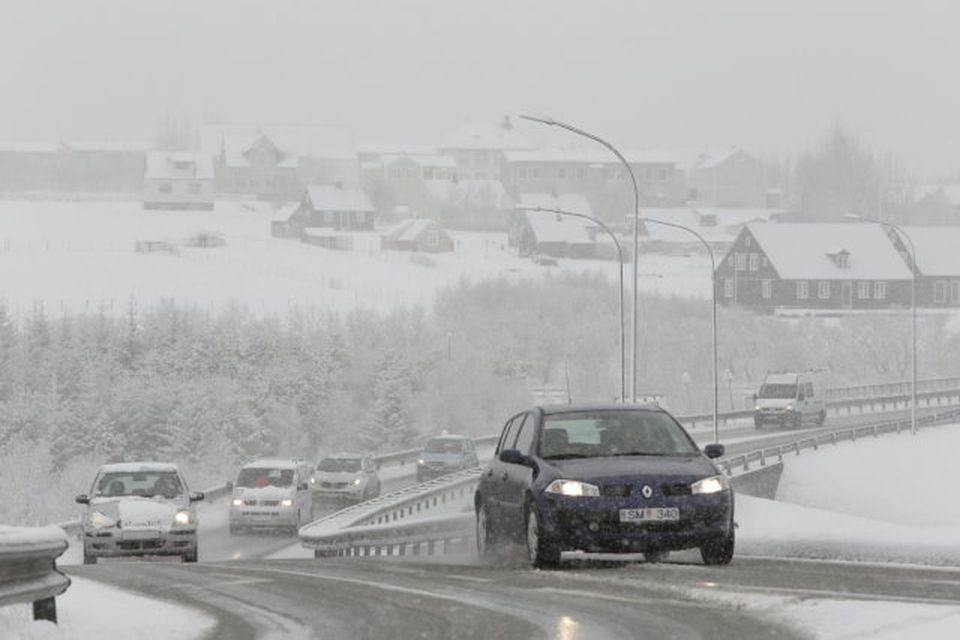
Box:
(474, 403), (734, 567)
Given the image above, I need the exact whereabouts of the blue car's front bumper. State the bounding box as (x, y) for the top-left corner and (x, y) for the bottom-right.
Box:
(536, 491), (733, 553)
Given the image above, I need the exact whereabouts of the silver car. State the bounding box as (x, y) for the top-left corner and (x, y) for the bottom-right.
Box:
(416, 435), (479, 482)
(310, 454), (381, 503)
(75, 462), (203, 564)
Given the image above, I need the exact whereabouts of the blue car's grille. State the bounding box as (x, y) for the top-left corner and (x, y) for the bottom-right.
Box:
(600, 484), (631, 497)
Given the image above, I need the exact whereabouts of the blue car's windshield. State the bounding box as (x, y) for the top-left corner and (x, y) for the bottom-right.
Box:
(539, 410), (699, 459)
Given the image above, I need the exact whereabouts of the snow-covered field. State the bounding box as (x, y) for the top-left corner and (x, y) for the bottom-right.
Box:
(0, 200), (713, 317)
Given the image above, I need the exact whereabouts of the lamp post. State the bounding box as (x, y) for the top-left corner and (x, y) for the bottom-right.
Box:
(519, 114), (642, 402)
(847, 215), (917, 435)
(517, 204), (625, 402)
(640, 217), (720, 443)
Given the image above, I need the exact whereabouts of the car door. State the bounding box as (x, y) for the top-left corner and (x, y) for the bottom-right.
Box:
(500, 412), (538, 528)
(480, 414), (522, 520)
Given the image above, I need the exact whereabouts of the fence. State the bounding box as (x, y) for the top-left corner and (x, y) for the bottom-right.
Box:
(0, 526), (71, 624)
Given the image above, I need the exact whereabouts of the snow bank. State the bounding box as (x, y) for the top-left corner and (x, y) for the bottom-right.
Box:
(0, 577), (215, 639)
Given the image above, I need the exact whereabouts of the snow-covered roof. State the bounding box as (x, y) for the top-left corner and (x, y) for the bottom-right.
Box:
(746, 223), (912, 280)
(518, 192), (594, 217)
(524, 210), (597, 245)
(386, 218), (437, 242)
(0, 141), (62, 153)
(695, 147), (753, 170)
(305, 185), (374, 212)
(60, 139), (149, 152)
(641, 207), (781, 243)
(271, 203), (298, 222)
(241, 458), (301, 470)
(98, 462), (180, 473)
(424, 179), (512, 207)
(199, 123), (356, 167)
(900, 226), (960, 276)
(145, 152), (214, 180)
(440, 122), (534, 151)
(382, 152), (456, 169)
(503, 148), (679, 166)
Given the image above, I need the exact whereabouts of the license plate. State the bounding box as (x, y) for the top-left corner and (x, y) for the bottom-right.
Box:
(619, 508), (680, 523)
(122, 529), (161, 541)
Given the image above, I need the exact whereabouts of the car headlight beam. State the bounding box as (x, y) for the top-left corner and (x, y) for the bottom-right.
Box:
(231, 498), (243, 507)
(691, 475), (729, 495)
(545, 479), (600, 497)
(280, 499), (294, 507)
(88, 511), (116, 529)
(173, 510), (191, 526)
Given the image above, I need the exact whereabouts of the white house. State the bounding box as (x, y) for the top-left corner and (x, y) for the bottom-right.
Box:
(143, 152), (215, 210)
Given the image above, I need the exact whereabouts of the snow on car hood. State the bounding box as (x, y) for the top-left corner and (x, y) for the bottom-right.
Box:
(90, 496), (183, 528)
(233, 485), (295, 501)
(314, 471), (361, 483)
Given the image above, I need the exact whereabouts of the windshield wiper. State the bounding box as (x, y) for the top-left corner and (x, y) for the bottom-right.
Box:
(542, 453), (590, 460)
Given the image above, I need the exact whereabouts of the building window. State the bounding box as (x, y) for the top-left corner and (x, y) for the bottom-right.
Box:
(734, 253), (746, 271)
(657, 168), (668, 181)
(836, 253), (849, 269)
(935, 280), (947, 303)
(796, 281), (809, 299)
(761, 280), (772, 299)
(532, 168), (540, 179)
(951, 281), (960, 304)
(858, 281), (870, 299)
(158, 182), (172, 193)
(818, 281), (830, 299)
(425, 228), (439, 247)
(324, 211), (334, 223)
(576, 168), (585, 180)
(748, 253), (759, 271)
(558, 168), (567, 179)
(643, 168), (653, 180)
(188, 182), (202, 195)
(516, 168), (527, 180)
(744, 235), (752, 248)
(874, 281), (886, 299)
(723, 279), (734, 298)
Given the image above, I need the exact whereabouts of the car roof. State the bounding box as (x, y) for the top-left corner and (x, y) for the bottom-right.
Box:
(425, 434), (470, 441)
(241, 458), (301, 470)
(98, 462), (180, 473)
(321, 452), (367, 460)
(538, 402), (667, 416)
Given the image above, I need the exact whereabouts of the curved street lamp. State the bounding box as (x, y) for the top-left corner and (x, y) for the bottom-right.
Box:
(516, 204), (625, 402)
(845, 214), (918, 436)
(641, 217), (720, 443)
(518, 114), (642, 402)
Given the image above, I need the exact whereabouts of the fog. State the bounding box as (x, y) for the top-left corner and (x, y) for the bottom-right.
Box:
(2, 0), (959, 174)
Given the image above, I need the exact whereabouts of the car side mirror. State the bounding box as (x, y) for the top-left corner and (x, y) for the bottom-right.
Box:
(703, 444), (725, 459)
(75, 494), (90, 505)
(189, 492), (205, 503)
(298, 482), (309, 491)
(225, 480), (233, 490)
(499, 448), (529, 466)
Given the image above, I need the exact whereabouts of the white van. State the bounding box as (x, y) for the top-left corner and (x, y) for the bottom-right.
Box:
(753, 372), (826, 429)
(229, 459), (313, 535)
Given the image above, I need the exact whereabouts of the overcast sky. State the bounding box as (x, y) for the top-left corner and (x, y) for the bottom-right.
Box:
(2, 0), (958, 175)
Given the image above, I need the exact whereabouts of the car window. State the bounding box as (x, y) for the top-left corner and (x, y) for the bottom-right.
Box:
(94, 471), (183, 499)
(424, 438), (464, 453)
(538, 410), (700, 458)
(758, 383), (797, 399)
(236, 467), (295, 488)
(317, 458), (361, 472)
(496, 416), (522, 453)
(513, 412), (538, 455)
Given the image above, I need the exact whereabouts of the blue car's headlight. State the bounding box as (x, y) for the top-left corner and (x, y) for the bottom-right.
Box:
(545, 479), (600, 497)
(691, 475), (729, 495)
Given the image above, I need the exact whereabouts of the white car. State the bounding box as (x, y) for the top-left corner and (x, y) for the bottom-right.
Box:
(310, 454), (381, 503)
(229, 459), (313, 535)
(76, 462), (203, 565)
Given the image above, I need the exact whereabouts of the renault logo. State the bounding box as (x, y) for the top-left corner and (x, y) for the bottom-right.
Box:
(641, 485), (654, 499)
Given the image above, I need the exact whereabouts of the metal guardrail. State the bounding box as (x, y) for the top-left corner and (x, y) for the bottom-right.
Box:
(720, 405), (960, 476)
(0, 526), (71, 624)
(300, 468), (482, 558)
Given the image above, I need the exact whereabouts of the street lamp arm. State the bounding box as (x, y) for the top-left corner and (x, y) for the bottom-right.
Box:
(641, 218), (715, 272)
(521, 205), (623, 262)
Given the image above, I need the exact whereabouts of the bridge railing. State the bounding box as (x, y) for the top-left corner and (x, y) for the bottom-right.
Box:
(0, 525), (71, 624)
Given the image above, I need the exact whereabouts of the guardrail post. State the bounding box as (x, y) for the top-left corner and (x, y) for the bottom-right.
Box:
(33, 597), (57, 624)
(759, 450), (766, 467)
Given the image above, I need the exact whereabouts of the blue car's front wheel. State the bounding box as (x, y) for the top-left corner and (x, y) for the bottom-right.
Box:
(525, 505), (560, 568)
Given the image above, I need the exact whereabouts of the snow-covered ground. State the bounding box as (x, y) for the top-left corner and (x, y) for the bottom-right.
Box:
(0, 200), (712, 317)
(0, 577), (214, 640)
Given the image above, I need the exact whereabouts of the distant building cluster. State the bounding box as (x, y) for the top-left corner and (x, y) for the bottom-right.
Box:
(4, 117), (960, 312)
